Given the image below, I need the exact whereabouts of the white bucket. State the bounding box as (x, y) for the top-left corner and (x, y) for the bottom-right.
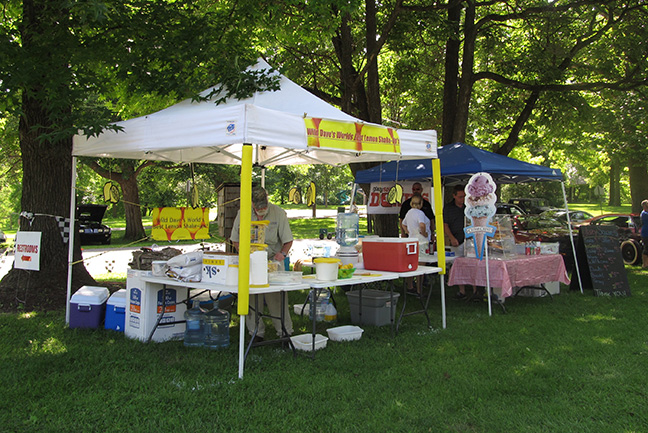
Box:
(314, 257), (340, 281)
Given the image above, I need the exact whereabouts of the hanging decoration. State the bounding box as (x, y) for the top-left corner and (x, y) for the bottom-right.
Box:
(288, 186), (301, 204)
(103, 181), (120, 204)
(387, 183), (403, 205)
(306, 181), (316, 207)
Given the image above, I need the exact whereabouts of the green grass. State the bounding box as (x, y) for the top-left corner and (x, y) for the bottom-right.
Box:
(2, 268), (648, 432)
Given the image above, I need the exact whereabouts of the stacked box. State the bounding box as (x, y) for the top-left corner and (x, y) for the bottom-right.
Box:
(69, 286), (109, 329)
(105, 289), (127, 332)
(346, 289), (400, 326)
(202, 252), (239, 284)
(125, 269), (187, 342)
(362, 238), (418, 272)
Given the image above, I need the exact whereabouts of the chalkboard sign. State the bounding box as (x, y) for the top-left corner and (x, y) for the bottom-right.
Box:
(570, 225), (630, 296)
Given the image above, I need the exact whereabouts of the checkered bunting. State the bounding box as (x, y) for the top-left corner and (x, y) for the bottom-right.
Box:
(56, 217), (71, 244)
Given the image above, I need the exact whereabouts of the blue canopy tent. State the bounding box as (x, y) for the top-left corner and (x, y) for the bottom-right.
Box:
(354, 142), (583, 295)
(355, 142), (563, 185)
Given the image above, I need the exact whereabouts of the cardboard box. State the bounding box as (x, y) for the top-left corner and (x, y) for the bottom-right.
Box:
(105, 289), (127, 332)
(70, 286), (109, 329)
(125, 269), (187, 342)
(362, 237), (418, 272)
(202, 252), (238, 284)
(346, 289), (400, 326)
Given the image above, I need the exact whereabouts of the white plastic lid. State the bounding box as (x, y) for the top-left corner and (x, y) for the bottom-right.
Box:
(71, 286), (109, 305)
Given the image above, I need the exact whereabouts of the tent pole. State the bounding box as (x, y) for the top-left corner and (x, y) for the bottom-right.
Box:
(431, 159), (446, 274)
(65, 157), (78, 325)
(561, 181), (583, 293)
(238, 144), (253, 379)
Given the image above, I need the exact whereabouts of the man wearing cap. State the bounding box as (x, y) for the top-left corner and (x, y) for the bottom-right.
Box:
(231, 186), (294, 342)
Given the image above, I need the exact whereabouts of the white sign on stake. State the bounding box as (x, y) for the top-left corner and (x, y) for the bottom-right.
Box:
(14, 231), (42, 271)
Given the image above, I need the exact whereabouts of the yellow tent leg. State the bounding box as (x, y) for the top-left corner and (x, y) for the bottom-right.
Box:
(238, 144), (253, 379)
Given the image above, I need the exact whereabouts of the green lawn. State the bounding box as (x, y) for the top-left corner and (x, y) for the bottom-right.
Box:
(1, 268), (647, 431)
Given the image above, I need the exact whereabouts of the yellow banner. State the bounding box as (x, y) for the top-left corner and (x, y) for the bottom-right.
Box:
(151, 207), (210, 241)
(305, 118), (400, 153)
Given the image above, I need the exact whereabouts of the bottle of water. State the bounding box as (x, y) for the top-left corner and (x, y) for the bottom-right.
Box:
(324, 301), (337, 322)
(184, 300), (205, 347)
(203, 301), (230, 349)
(310, 289), (330, 322)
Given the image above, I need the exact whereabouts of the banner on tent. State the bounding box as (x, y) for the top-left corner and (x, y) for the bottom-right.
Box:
(367, 181), (433, 215)
(305, 118), (400, 153)
(151, 207), (210, 241)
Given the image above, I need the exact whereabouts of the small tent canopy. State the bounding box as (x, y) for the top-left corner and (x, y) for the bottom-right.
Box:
(71, 59), (442, 378)
(354, 142), (563, 185)
(73, 59), (437, 167)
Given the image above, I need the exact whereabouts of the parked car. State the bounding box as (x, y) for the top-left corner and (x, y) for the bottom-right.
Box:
(540, 209), (594, 226)
(77, 204), (112, 245)
(0, 229), (6, 244)
(507, 198), (552, 215)
(579, 213), (643, 265)
(495, 203), (526, 231)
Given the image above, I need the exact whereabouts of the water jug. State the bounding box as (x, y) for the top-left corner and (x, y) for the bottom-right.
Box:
(183, 300), (205, 347)
(324, 302), (337, 322)
(203, 302), (230, 349)
(336, 212), (359, 247)
(310, 289), (330, 322)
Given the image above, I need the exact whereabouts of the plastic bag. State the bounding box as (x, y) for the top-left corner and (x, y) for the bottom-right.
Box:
(167, 251), (203, 268)
(165, 263), (202, 282)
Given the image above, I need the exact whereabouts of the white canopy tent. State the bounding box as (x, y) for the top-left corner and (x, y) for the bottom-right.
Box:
(71, 59), (441, 378)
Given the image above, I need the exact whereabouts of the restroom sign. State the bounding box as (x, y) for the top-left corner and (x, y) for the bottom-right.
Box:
(14, 231), (42, 271)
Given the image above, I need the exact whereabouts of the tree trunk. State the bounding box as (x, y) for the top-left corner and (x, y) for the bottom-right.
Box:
(496, 91), (540, 156)
(85, 160), (149, 241)
(365, 0), (382, 124)
(452, 0), (476, 145)
(121, 175), (147, 240)
(608, 157), (621, 207)
(441, 1), (462, 146)
(0, 94), (94, 311)
(628, 157), (648, 214)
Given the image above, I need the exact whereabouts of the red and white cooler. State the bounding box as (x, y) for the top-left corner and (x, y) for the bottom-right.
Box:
(362, 237), (419, 272)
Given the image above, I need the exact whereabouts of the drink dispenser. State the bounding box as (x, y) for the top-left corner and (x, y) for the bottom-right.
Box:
(336, 212), (359, 265)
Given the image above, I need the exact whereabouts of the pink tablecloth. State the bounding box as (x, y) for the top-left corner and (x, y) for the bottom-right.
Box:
(447, 254), (570, 298)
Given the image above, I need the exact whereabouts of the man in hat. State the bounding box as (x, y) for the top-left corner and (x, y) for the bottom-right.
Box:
(231, 186), (294, 343)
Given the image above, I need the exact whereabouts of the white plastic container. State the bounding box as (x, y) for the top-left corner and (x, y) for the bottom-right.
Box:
(290, 333), (328, 351)
(313, 257), (340, 281)
(151, 261), (167, 277)
(293, 303), (310, 316)
(326, 325), (364, 341)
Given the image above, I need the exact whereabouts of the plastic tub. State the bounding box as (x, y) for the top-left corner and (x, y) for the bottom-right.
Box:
(290, 333), (328, 351)
(151, 261), (167, 277)
(326, 325), (364, 342)
(313, 257), (340, 281)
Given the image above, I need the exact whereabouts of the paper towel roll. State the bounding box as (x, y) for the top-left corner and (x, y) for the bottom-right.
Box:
(250, 250), (268, 286)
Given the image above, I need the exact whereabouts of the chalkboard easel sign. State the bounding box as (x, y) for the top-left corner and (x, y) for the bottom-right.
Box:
(570, 225), (631, 297)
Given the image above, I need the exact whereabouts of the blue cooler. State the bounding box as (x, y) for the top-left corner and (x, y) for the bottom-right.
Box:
(105, 289), (127, 332)
(70, 286), (109, 329)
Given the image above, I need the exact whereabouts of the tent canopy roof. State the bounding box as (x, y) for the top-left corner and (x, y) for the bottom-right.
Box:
(354, 142), (562, 185)
(72, 59), (437, 166)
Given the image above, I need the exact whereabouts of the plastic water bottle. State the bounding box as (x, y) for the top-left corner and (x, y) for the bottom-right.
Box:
(324, 302), (337, 322)
(184, 300), (205, 347)
(203, 301), (230, 349)
(310, 289), (330, 322)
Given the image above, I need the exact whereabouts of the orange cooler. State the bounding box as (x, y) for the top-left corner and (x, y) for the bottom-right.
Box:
(362, 237), (419, 272)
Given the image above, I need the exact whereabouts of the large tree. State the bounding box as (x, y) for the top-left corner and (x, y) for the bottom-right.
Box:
(0, 0), (269, 310)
